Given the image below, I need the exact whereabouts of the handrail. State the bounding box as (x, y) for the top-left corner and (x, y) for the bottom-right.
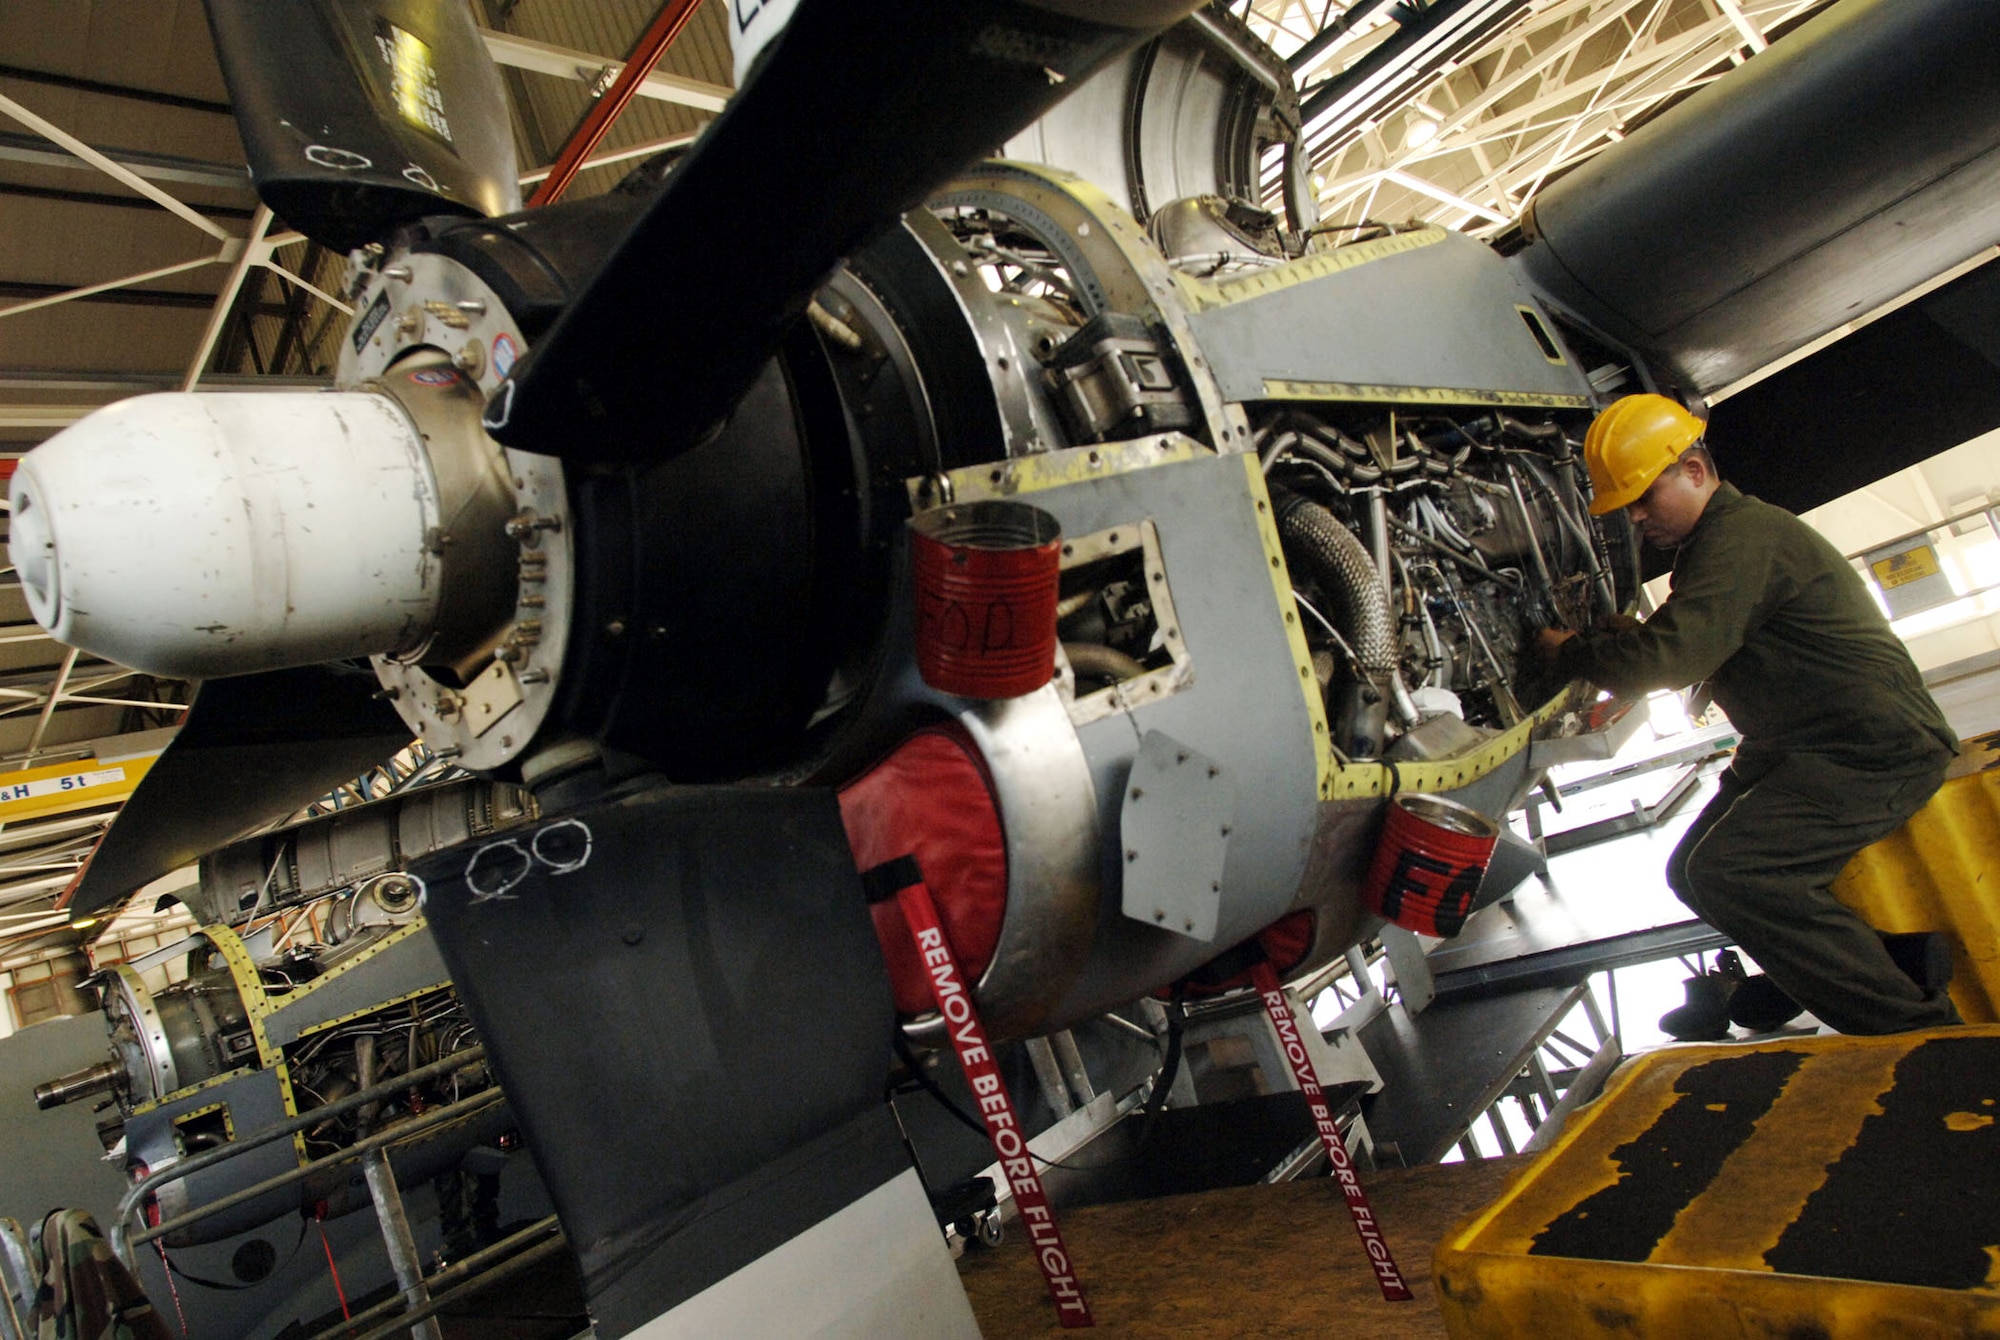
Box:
(109, 1047), (490, 1268)
(117, 1088), (505, 1265)
(307, 1215), (567, 1340)
(347, 1239), (569, 1340)
(1841, 501), (1995, 563)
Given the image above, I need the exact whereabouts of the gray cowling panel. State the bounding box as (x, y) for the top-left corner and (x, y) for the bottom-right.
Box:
(261, 926), (450, 1048)
(138, 1071), (296, 1247)
(1053, 453), (1322, 1023)
(135, 1059), (512, 1245)
(1513, 0), (2000, 394)
(1189, 230), (1592, 405)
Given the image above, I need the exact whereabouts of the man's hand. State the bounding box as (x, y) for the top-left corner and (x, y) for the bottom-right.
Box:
(1593, 611), (1645, 635)
(1533, 627), (1578, 663)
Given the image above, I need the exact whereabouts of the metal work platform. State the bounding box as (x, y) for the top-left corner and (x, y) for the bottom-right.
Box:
(1343, 724), (1760, 1162)
(1357, 982), (1615, 1165)
(1521, 723), (1736, 856)
(1426, 737), (1738, 1001)
(1427, 909), (1726, 1002)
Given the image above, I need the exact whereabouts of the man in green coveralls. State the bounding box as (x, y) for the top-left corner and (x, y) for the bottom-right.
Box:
(1538, 394), (1959, 1038)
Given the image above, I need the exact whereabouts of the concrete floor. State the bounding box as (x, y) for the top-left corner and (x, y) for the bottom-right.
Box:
(958, 1155), (1527, 1336)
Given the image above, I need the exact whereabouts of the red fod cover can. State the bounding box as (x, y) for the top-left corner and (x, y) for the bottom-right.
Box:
(909, 500), (1063, 699)
(1363, 793), (1501, 937)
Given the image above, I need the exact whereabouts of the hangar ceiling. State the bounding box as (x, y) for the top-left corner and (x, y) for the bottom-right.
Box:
(1246, 0), (1834, 236)
(0, 0), (1907, 959)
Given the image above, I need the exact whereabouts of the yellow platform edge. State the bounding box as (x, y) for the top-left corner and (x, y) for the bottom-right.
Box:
(1433, 1027), (2000, 1340)
(1833, 768), (2000, 1023)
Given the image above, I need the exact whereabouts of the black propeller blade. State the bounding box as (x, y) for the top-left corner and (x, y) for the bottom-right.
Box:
(412, 785), (902, 1334)
(67, 666), (413, 918)
(204, 0), (520, 251)
(485, 0), (1201, 464)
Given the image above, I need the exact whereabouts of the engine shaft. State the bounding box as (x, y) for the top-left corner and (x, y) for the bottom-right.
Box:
(35, 1059), (121, 1110)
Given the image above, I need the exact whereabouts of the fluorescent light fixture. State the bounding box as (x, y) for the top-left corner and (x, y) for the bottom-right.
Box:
(1890, 588), (2000, 641)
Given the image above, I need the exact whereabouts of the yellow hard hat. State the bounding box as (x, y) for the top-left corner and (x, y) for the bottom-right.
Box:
(1582, 394), (1707, 515)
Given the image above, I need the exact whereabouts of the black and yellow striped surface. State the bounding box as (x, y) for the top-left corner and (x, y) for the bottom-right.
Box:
(1437, 1028), (2000, 1338)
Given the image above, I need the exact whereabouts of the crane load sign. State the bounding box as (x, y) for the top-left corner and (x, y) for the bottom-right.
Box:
(1865, 539), (1954, 620)
(0, 754), (156, 824)
(0, 766), (123, 802)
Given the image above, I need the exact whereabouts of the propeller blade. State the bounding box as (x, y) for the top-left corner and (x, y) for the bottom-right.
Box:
(486, 0), (1200, 463)
(66, 666), (413, 917)
(203, 0), (520, 252)
(411, 783), (916, 1334)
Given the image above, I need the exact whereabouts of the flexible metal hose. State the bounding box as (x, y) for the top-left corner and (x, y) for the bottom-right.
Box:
(1064, 641), (1149, 682)
(1270, 486), (1394, 680)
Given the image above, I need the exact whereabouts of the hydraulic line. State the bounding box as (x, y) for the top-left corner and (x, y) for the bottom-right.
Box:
(1436, 563), (1524, 726)
(1504, 461), (1558, 597)
(1396, 552), (1449, 689)
(1365, 489), (1393, 597)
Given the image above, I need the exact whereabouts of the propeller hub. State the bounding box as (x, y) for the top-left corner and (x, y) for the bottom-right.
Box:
(10, 391), (446, 678)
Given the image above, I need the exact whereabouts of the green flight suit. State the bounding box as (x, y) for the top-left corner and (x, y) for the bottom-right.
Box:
(1557, 483), (1958, 1034)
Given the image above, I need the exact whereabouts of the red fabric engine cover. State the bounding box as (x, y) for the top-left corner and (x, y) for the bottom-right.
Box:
(1171, 909), (1319, 999)
(1247, 910), (1316, 980)
(838, 730), (1009, 1016)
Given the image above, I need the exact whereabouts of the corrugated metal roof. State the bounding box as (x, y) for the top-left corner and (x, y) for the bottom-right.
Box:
(0, 0), (244, 380)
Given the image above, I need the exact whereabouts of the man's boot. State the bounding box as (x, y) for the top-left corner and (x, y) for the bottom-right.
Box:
(1659, 953), (1743, 1041)
(1727, 975), (1803, 1032)
(1881, 931), (1954, 995)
